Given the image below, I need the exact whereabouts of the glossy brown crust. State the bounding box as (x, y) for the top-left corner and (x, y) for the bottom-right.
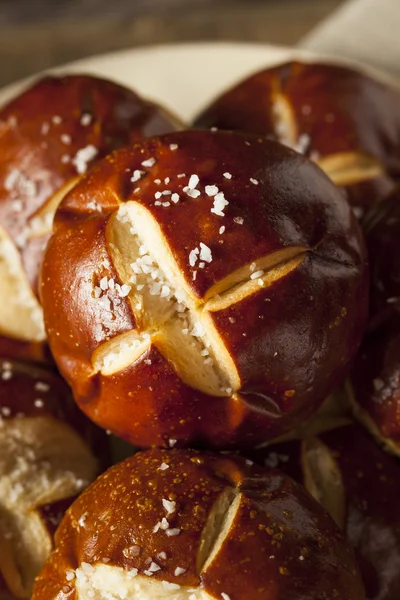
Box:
(41, 130), (368, 448)
(194, 61), (400, 215)
(0, 74), (181, 294)
(0, 335), (51, 365)
(32, 448), (364, 600)
(260, 424), (400, 600)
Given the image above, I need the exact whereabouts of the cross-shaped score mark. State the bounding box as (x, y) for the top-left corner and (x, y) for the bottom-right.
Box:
(92, 200), (308, 399)
(271, 91), (387, 192)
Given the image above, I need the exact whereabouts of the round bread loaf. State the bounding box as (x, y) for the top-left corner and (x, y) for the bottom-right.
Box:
(258, 423), (400, 600)
(32, 447), (365, 600)
(348, 189), (400, 454)
(0, 358), (100, 598)
(0, 74), (182, 346)
(194, 61), (400, 219)
(41, 129), (368, 449)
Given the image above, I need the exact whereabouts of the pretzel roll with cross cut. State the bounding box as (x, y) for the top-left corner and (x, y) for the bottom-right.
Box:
(32, 448), (365, 600)
(0, 74), (182, 349)
(0, 358), (101, 599)
(194, 61), (400, 220)
(41, 130), (368, 449)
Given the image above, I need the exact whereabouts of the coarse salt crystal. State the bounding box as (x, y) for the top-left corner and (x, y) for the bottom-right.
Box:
(205, 185), (219, 197)
(174, 567), (187, 576)
(65, 571), (75, 581)
(250, 178), (259, 185)
(233, 216), (244, 225)
(35, 381), (50, 392)
(171, 193), (180, 203)
(170, 144), (178, 151)
(188, 174), (199, 189)
(80, 113), (92, 126)
(34, 399), (44, 408)
(158, 462), (169, 471)
(142, 157), (156, 168)
(184, 187), (201, 198)
(166, 528), (181, 537)
(72, 145), (98, 174)
(211, 191), (229, 216)
(223, 172), (232, 179)
(221, 594), (231, 600)
(119, 284), (131, 297)
(61, 134), (71, 145)
(199, 243), (212, 263)
(162, 499), (176, 514)
(189, 248), (199, 267)
(250, 270), (264, 280)
(128, 568), (138, 578)
(169, 438), (177, 447)
(131, 170), (145, 183)
(100, 276), (109, 291)
(219, 226), (225, 234)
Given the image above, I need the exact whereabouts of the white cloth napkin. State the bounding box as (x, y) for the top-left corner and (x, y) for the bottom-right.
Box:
(299, 0), (400, 78)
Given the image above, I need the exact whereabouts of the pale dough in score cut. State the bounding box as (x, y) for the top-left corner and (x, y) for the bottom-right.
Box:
(72, 486), (242, 600)
(92, 201), (309, 399)
(0, 416), (97, 597)
(271, 89), (387, 187)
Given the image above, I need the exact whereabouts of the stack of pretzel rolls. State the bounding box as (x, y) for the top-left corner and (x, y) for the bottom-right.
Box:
(1, 58), (400, 600)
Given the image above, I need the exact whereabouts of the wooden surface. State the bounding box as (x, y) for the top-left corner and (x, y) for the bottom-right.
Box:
(0, 0), (344, 87)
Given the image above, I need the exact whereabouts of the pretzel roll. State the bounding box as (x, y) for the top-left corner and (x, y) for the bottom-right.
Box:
(364, 188), (400, 326)
(259, 423), (400, 600)
(0, 358), (100, 598)
(347, 189), (400, 453)
(41, 130), (368, 449)
(33, 447), (364, 600)
(0, 74), (182, 346)
(194, 61), (400, 219)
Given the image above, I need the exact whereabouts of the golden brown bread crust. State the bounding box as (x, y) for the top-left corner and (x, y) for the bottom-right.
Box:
(0, 335), (51, 365)
(0, 73), (182, 345)
(259, 423), (400, 600)
(194, 61), (400, 218)
(0, 359), (101, 598)
(41, 130), (368, 449)
(32, 448), (365, 600)
(349, 189), (400, 451)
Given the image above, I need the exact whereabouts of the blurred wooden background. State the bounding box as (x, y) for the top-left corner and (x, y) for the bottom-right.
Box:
(0, 0), (344, 86)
